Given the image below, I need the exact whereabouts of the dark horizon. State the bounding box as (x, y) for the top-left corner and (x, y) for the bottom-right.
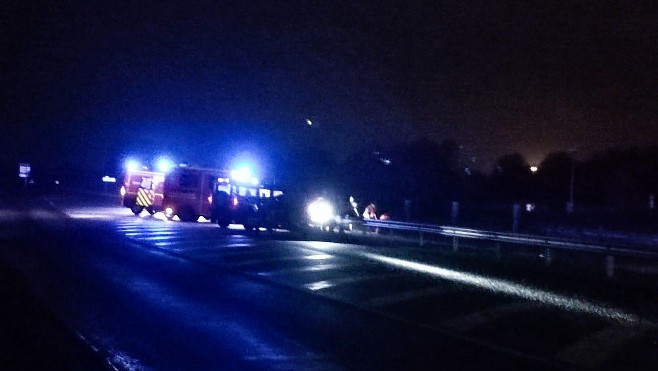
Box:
(3, 1), (657, 173)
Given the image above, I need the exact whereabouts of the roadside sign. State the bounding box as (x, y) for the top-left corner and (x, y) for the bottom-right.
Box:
(19, 163), (31, 178)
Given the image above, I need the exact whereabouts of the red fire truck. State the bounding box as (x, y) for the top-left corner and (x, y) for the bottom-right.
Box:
(120, 169), (166, 215)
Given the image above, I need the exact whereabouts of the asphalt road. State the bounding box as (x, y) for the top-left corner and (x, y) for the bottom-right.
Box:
(1, 191), (657, 370)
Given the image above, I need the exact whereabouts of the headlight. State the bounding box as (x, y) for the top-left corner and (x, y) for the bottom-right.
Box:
(307, 198), (335, 225)
(120, 186), (126, 197)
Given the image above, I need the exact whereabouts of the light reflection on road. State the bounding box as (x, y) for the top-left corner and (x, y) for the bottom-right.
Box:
(301, 241), (645, 324)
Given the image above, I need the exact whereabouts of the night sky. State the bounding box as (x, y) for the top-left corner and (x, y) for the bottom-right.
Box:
(3, 1), (657, 173)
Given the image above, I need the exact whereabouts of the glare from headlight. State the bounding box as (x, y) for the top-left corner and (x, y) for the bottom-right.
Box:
(307, 199), (335, 224)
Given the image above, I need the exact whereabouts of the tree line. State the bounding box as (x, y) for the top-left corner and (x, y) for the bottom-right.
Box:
(275, 139), (658, 227)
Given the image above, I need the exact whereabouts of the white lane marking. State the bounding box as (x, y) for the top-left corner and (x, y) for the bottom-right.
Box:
(556, 323), (652, 368)
(152, 241), (179, 248)
(134, 235), (181, 241)
(142, 228), (178, 233)
(440, 301), (537, 331)
(118, 227), (177, 234)
(304, 274), (398, 291)
(132, 232), (179, 237)
(231, 255), (328, 268)
(362, 285), (455, 308)
(257, 263), (344, 276)
(179, 247), (271, 259)
(116, 228), (145, 233)
(225, 243), (257, 249)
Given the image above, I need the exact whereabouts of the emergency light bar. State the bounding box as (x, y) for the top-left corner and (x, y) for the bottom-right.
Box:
(125, 159), (140, 172)
(230, 166), (259, 186)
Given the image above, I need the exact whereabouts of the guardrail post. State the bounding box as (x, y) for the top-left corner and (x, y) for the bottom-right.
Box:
(451, 201), (459, 225)
(606, 255), (615, 278)
(545, 248), (552, 266)
(419, 232), (424, 247)
(512, 203), (521, 232)
(452, 236), (459, 252)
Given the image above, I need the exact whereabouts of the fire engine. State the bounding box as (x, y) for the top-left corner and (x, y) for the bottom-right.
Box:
(162, 166), (228, 222)
(121, 160), (294, 230)
(120, 169), (165, 215)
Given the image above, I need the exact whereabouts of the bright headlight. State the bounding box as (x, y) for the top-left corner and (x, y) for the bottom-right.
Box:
(307, 198), (335, 224)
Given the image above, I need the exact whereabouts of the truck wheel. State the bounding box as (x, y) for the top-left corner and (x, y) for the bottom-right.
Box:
(243, 215), (260, 234)
(243, 223), (259, 234)
(131, 205), (144, 215)
(217, 218), (230, 228)
(178, 206), (197, 222)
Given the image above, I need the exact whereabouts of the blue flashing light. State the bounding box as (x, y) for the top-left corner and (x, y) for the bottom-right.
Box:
(231, 166), (254, 183)
(125, 159), (140, 172)
(157, 158), (174, 173)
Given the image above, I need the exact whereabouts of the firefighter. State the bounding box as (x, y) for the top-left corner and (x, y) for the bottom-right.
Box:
(362, 203), (377, 233)
(362, 203), (377, 220)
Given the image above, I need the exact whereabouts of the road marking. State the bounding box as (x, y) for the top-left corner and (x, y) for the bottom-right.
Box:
(152, 241), (179, 248)
(225, 242), (258, 249)
(257, 263), (344, 276)
(556, 323), (652, 368)
(231, 255), (321, 267)
(180, 246), (271, 259)
(362, 285), (454, 307)
(304, 274), (398, 291)
(142, 230), (182, 236)
(440, 301), (537, 331)
(135, 235), (180, 241)
(116, 227), (144, 233)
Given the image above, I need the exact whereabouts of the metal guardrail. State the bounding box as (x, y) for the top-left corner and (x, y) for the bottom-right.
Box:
(360, 219), (658, 260)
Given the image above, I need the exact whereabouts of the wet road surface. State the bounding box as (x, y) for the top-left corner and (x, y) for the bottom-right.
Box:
(1, 192), (656, 370)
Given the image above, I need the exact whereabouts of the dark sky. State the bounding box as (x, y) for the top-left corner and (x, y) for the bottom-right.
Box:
(3, 0), (657, 173)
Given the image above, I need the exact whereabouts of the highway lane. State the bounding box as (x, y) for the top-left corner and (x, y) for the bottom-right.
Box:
(1, 193), (657, 370)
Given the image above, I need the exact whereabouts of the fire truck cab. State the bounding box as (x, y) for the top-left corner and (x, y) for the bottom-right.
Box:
(120, 169), (165, 215)
(162, 166), (227, 222)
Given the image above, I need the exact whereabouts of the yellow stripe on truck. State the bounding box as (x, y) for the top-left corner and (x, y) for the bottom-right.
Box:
(136, 188), (155, 207)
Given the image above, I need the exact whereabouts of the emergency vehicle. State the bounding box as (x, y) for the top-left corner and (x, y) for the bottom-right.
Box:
(211, 177), (285, 230)
(162, 166), (228, 222)
(120, 169), (165, 215)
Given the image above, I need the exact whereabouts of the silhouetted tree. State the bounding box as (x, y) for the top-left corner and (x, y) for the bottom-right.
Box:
(536, 152), (573, 209)
(489, 153), (531, 203)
